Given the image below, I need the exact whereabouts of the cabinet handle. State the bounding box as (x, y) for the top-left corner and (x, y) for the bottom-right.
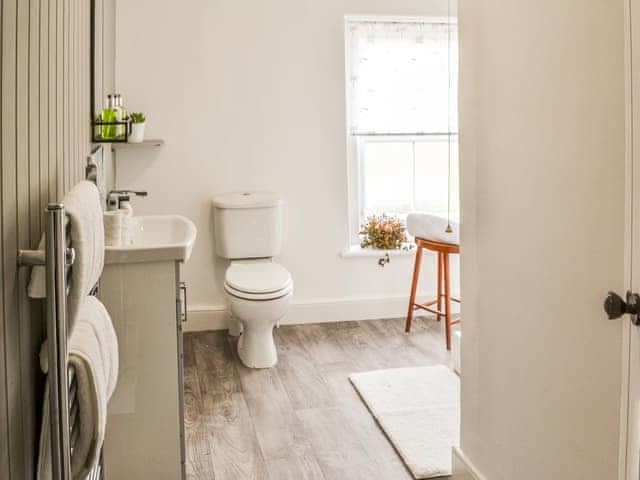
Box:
(180, 282), (188, 323)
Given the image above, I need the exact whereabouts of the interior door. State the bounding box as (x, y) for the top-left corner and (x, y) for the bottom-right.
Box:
(545, 0), (640, 476)
(458, 0), (629, 477)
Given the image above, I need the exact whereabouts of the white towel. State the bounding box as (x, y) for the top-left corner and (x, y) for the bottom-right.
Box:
(103, 209), (136, 247)
(37, 296), (118, 480)
(64, 182), (105, 331)
(27, 182), (105, 328)
(407, 212), (460, 245)
(103, 210), (125, 247)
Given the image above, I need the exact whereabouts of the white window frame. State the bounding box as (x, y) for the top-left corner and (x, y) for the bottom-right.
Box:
(344, 15), (458, 248)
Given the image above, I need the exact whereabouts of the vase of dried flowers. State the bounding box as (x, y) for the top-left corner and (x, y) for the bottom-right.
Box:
(359, 214), (408, 250)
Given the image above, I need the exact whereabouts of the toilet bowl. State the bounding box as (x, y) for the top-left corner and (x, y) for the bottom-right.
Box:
(212, 191), (293, 369)
(224, 260), (293, 368)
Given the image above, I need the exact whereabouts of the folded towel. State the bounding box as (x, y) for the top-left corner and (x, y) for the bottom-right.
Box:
(64, 182), (105, 332)
(37, 296), (118, 480)
(407, 213), (460, 245)
(28, 182), (105, 326)
(103, 210), (123, 247)
(103, 210), (133, 247)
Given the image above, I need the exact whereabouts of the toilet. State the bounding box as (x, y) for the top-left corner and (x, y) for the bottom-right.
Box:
(212, 192), (293, 368)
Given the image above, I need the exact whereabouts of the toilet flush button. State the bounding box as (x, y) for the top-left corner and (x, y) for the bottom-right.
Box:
(212, 191), (282, 209)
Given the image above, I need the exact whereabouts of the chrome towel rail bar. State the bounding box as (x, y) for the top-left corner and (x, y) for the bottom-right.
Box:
(18, 204), (74, 480)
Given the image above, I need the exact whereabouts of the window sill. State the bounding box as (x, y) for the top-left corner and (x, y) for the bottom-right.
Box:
(340, 244), (416, 259)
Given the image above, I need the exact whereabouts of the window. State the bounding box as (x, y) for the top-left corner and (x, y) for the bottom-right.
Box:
(345, 18), (458, 245)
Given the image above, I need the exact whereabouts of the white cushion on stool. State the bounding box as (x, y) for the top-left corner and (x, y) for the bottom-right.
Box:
(407, 213), (460, 245)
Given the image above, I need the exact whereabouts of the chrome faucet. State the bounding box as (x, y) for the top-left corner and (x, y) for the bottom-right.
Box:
(107, 189), (148, 211)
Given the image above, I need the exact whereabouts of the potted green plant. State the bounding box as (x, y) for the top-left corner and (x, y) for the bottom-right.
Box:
(128, 112), (146, 143)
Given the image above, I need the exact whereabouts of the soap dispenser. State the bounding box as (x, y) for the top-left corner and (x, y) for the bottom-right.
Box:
(119, 195), (133, 216)
(119, 195), (134, 245)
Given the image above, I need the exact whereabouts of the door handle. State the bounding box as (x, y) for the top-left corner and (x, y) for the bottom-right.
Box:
(180, 282), (188, 323)
(604, 291), (640, 326)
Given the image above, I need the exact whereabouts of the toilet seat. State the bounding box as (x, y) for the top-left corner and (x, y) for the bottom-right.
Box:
(224, 282), (293, 301)
(224, 261), (293, 301)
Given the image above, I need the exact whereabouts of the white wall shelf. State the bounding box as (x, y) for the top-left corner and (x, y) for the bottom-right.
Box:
(111, 139), (164, 150)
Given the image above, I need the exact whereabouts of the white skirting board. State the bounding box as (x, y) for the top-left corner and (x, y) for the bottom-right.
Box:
(452, 447), (488, 480)
(185, 306), (230, 332)
(184, 292), (462, 332)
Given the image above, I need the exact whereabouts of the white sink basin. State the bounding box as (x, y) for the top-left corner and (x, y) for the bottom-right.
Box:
(105, 215), (197, 264)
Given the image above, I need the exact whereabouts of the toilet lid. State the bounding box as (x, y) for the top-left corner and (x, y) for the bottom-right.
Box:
(225, 262), (292, 294)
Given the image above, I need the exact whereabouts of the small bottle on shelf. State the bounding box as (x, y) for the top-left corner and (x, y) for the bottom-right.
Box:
(119, 94), (128, 120)
(118, 94), (129, 139)
(101, 95), (117, 140)
(113, 94), (124, 138)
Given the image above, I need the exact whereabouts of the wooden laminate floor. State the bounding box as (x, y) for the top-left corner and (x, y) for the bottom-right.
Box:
(183, 316), (455, 480)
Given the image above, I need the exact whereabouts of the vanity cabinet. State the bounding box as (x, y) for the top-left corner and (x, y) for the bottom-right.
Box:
(99, 259), (187, 479)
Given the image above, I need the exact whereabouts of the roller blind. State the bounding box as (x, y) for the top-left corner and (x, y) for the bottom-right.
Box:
(347, 20), (458, 135)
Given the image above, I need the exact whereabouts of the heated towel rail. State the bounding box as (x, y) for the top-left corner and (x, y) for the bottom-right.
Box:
(18, 204), (103, 480)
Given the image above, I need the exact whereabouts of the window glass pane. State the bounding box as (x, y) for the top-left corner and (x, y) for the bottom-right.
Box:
(362, 141), (414, 218)
(348, 21), (458, 134)
(414, 138), (459, 220)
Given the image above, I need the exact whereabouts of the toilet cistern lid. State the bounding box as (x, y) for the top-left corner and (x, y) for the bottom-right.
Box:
(212, 191), (282, 209)
(225, 262), (292, 294)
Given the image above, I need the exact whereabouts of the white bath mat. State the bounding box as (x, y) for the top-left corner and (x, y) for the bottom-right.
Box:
(349, 365), (460, 479)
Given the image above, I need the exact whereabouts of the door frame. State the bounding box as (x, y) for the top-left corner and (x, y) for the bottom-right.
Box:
(622, 0), (636, 478)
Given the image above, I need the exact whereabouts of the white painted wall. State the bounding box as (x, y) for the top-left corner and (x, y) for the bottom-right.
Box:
(459, 0), (625, 478)
(113, 0), (459, 326)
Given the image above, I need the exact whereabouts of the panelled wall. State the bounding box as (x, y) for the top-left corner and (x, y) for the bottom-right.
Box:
(0, 0), (92, 477)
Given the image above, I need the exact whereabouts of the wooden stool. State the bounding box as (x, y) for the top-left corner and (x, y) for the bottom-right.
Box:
(405, 237), (460, 350)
